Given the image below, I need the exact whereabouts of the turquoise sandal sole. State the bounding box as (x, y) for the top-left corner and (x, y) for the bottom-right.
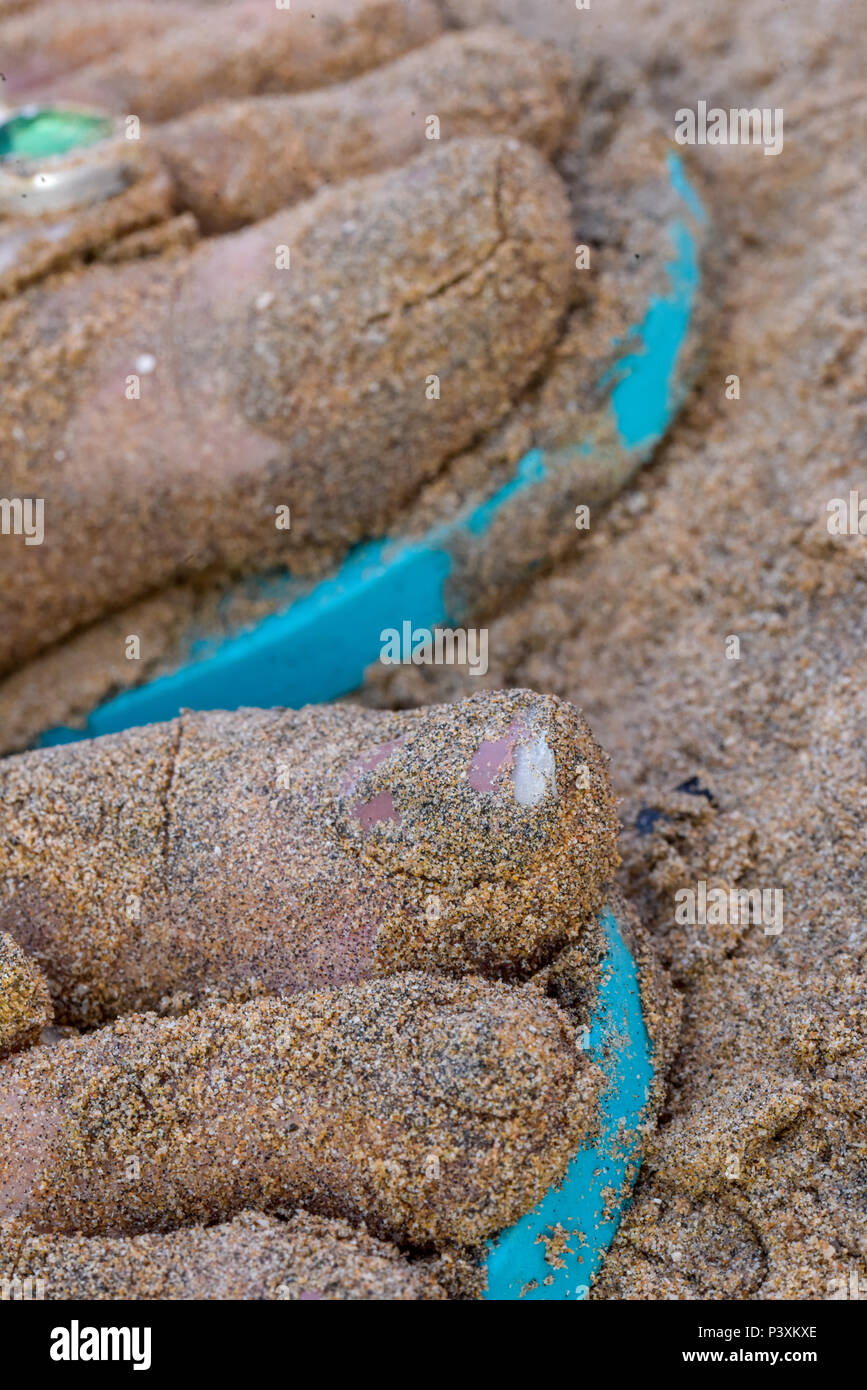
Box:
(40, 151), (705, 747)
(484, 909), (652, 1299)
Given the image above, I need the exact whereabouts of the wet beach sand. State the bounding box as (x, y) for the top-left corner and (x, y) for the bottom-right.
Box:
(361, 0), (867, 1300)
(0, 0), (863, 1301)
(1, 1209), (454, 1301)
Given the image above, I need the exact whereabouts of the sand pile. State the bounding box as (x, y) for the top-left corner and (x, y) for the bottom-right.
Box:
(362, 0), (867, 1300)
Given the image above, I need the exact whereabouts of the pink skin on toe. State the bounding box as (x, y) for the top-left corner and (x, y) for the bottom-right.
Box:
(345, 717), (552, 837)
(341, 738), (406, 793)
(343, 738), (405, 835)
(352, 791), (399, 834)
(0, 1084), (59, 1222)
(468, 720), (527, 794)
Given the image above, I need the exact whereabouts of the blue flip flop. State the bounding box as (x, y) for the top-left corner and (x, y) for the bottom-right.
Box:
(39, 149), (706, 747)
(484, 908), (653, 1299)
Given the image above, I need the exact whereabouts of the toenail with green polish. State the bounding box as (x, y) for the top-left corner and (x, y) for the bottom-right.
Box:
(0, 108), (113, 162)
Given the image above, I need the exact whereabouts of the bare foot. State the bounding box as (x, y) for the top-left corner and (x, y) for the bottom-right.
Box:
(0, 690), (617, 1023)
